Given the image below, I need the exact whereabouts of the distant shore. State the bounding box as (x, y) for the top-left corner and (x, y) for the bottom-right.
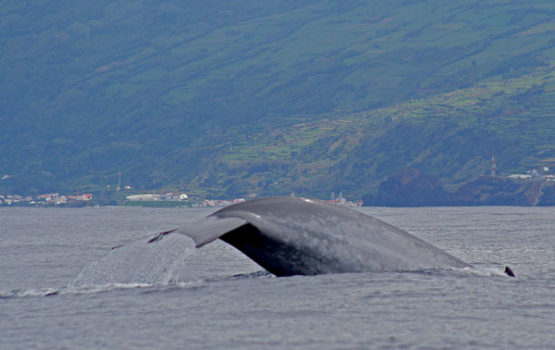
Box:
(362, 168), (555, 207)
(2, 169), (554, 208)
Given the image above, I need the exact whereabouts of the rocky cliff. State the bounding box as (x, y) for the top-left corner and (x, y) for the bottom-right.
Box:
(363, 168), (554, 206)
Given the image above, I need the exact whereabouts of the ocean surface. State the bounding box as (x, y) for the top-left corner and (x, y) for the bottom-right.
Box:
(1, 205), (554, 349)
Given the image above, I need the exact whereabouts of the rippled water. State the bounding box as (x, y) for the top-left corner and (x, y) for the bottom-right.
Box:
(1, 206), (554, 349)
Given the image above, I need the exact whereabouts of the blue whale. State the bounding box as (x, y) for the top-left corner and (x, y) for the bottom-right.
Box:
(150, 197), (472, 276)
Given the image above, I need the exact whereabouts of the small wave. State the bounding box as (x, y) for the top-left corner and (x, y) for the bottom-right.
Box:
(411, 265), (512, 278)
(1, 270), (274, 299)
(464, 266), (511, 277)
(225, 270), (274, 280)
(0, 287), (60, 299)
(66, 279), (212, 295)
(0, 280), (210, 299)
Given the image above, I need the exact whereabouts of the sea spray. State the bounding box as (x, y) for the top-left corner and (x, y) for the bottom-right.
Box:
(68, 234), (197, 288)
(68, 232), (262, 289)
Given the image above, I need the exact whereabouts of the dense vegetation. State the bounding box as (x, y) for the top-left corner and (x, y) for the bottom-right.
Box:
(1, 0), (553, 199)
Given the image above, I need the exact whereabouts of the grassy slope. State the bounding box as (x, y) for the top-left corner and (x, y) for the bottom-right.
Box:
(206, 65), (554, 198)
(0, 0), (553, 197)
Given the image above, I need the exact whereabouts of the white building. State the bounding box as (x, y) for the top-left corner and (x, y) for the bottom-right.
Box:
(126, 194), (162, 201)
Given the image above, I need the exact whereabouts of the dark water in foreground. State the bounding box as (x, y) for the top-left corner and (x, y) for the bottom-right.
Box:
(1, 206), (554, 349)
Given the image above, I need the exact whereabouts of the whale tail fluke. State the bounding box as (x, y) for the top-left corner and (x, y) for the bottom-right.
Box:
(504, 266), (515, 277)
(147, 228), (178, 243)
(147, 216), (248, 248)
(140, 197), (478, 276)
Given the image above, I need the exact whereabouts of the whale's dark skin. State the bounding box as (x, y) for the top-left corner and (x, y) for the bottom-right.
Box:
(155, 197), (472, 276)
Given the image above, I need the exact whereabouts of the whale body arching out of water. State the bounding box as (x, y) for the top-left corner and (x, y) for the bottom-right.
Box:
(149, 197), (474, 276)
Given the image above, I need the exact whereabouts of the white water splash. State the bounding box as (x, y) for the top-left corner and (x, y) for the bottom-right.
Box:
(67, 231), (263, 291)
(68, 233), (198, 288)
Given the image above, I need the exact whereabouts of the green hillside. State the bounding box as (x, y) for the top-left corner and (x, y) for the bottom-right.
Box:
(208, 66), (554, 198)
(0, 0), (553, 198)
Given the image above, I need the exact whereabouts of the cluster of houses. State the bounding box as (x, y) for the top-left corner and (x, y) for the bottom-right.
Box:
(125, 192), (248, 208)
(194, 193), (363, 208)
(0, 193), (93, 206)
(323, 192), (363, 208)
(194, 198), (246, 208)
(508, 166), (555, 181)
(126, 192), (189, 202)
(125, 191), (363, 208)
(2, 190), (363, 208)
